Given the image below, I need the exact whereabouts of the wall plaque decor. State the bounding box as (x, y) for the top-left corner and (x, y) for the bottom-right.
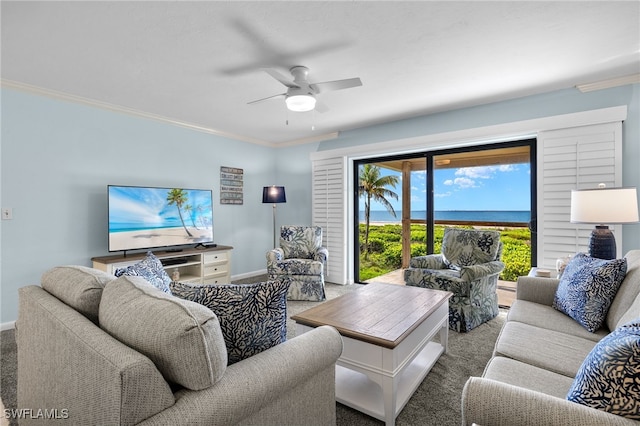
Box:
(220, 166), (244, 204)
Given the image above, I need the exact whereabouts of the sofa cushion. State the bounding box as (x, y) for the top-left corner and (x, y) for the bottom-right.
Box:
(170, 280), (289, 364)
(41, 265), (116, 324)
(267, 258), (324, 276)
(553, 253), (627, 332)
(567, 319), (640, 419)
(99, 275), (227, 390)
(483, 356), (575, 399)
(494, 321), (597, 377)
(607, 250), (640, 331)
(114, 251), (172, 294)
(508, 300), (608, 342)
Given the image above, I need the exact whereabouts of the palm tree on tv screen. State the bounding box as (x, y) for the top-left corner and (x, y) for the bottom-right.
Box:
(359, 164), (399, 259)
(166, 189), (193, 237)
(183, 204), (201, 229)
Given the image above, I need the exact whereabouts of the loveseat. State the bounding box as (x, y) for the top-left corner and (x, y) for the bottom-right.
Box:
(16, 265), (343, 425)
(462, 250), (640, 425)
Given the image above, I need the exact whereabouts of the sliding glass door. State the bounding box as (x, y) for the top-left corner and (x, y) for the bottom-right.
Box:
(354, 140), (536, 283)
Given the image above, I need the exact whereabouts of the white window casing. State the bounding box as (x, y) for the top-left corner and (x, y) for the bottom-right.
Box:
(311, 106), (627, 282)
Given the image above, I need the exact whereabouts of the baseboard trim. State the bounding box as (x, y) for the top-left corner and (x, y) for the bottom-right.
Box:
(1, 321), (15, 331)
(231, 269), (267, 281)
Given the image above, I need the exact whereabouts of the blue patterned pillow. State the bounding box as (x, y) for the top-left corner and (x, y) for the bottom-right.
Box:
(170, 280), (290, 364)
(567, 319), (640, 419)
(553, 253), (627, 332)
(114, 251), (172, 294)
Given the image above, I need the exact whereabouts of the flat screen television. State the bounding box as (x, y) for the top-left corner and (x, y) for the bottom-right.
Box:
(108, 185), (214, 252)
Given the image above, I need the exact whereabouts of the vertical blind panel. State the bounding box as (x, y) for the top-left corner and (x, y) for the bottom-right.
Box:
(312, 157), (347, 284)
(537, 122), (622, 269)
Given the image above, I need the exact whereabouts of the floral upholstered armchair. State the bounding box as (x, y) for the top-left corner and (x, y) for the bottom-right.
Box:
(266, 226), (328, 301)
(403, 227), (504, 332)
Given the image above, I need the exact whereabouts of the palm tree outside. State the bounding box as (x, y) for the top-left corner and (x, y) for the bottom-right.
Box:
(359, 164), (400, 259)
(166, 188), (193, 237)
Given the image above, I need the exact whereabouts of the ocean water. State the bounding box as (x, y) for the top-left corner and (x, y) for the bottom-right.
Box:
(361, 210), (530, 223)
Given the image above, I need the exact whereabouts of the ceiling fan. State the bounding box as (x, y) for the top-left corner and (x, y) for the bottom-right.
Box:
(248, 66), (362, 112)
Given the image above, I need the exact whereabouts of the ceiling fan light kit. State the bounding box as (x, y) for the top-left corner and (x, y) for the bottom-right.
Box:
(286, 94), (316, 112)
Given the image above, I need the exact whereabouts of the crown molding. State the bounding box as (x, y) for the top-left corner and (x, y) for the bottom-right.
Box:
(576, 73), (640, 93)
(1, 79), (277, 146)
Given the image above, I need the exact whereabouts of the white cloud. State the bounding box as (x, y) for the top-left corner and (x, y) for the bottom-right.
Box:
(435, 191), (452, 198)
(444, 179), (454, 186)
(455, 167), (491, 179)
(454, 177), (477, 188)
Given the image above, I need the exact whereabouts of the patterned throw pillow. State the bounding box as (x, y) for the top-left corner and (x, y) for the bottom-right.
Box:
(170, 280), (290, 364)
(114, 251), (172, 294)
(553, 253), (627, 332)
(567, 319), (640, 419)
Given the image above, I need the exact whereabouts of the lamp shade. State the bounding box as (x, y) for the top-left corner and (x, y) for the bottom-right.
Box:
(262, 186), (286, 204)
(570, 187), (639, 224)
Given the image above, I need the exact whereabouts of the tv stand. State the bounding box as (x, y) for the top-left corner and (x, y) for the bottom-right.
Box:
(92, 245), (233, 285)
(165, 248), (184, 253)
(194, 243), (217, 249)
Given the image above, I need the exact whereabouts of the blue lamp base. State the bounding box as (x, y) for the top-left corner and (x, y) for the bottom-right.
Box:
(589, 225), (616, 260)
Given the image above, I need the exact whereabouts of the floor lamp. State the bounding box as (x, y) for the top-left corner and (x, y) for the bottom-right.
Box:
(570, 184), (639, 259)
(263, 186), (286, 248)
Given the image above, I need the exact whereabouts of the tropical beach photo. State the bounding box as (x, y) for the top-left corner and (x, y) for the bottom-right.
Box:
(108, 186), (214, 252)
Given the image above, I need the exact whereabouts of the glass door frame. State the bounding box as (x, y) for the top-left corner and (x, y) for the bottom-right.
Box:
(353, 139), (537, 284)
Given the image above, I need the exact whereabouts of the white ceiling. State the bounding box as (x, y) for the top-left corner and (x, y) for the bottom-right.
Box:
(2, 1), (639, 147)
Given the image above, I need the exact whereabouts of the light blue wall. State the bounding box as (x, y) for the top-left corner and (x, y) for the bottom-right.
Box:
(0, 88), (284, 324)
(2, 84), (639, 324)
(317, 83), (640, 256)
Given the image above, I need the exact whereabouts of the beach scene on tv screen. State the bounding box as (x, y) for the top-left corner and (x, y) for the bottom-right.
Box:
(109, 186), (213, 251)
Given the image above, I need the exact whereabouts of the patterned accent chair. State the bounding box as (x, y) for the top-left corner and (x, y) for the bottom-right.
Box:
(404, 227), (504, 332)
(266, 226), (328, 301)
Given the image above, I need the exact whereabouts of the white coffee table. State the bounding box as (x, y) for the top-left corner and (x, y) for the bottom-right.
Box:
(292, 283), (451, 426)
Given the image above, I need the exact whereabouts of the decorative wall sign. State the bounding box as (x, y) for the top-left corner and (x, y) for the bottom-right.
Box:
(220, 166), (244, 204)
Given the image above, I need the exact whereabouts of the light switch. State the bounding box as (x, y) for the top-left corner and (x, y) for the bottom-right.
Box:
(2, 208), (13, 220)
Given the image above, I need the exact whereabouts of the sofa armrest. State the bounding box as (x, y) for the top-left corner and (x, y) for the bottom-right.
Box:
(461, 260), (505, 282)
(266, 247), (284, 264)
(409, 254), (445, 269)
(314, 246), (328, 264)
(462, 377), (637, 426)
(515, 276), (560, 306)
(140, 325), (343, 426)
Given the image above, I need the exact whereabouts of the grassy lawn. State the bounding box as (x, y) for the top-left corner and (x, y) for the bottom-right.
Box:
(359, 224), (531, 282)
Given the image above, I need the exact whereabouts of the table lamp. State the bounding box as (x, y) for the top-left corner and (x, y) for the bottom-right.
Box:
(262, 186), (286, 248)
(570, 184), (639, 259)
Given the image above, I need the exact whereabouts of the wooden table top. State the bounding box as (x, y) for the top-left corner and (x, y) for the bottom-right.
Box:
(291, 283), (452, 349)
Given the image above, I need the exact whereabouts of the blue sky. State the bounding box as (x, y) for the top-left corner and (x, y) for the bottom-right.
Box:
(365, 163), (531, 211)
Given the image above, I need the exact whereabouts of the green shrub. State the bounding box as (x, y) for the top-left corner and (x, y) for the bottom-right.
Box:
(359, 224), (532, 282)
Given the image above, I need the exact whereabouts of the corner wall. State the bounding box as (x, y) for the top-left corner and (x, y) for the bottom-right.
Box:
(0, 88), (281, 324)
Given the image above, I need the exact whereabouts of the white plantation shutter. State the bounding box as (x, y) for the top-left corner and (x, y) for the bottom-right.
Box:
(312, 157), (348, 284)
(537, 122), (623, 269)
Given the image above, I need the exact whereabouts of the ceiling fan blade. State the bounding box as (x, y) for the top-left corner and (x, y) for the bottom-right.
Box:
(310, 77), (362, 93)
(247, 93), (286, 105)
(264, 69), (300, 89)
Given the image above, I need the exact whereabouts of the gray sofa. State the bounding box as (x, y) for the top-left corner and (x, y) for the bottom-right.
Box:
(462, 250), (640, 426)
(17, 266), (343, 425)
